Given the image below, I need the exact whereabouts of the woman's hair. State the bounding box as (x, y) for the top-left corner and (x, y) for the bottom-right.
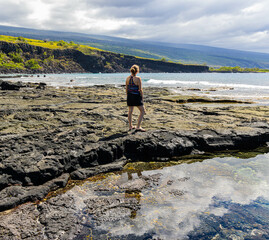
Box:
(130, 65), (139, 75)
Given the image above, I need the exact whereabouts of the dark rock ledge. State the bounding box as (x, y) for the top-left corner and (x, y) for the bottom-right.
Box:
(0, 123), (269, 212)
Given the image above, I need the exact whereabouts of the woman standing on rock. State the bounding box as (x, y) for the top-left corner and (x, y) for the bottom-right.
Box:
(126, 64), (146, 131)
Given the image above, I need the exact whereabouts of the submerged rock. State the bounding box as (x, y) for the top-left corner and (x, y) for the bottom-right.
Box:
(83, 195), (140, 223)
(118, 178), (147, 191)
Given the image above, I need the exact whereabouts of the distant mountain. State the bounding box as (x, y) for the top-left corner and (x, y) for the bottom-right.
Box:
(1, 25), (269, 68)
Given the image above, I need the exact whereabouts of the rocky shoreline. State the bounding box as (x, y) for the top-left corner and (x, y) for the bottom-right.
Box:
(0, 79), (269, 213)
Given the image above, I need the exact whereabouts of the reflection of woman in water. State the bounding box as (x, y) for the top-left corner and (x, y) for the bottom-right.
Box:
(126, 169), (143, 219)
(126, 65), (146, 131)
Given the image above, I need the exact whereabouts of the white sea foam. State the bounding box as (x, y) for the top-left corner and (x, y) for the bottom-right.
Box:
(147, 79), (198, 85)
(147, 79), (269, 90)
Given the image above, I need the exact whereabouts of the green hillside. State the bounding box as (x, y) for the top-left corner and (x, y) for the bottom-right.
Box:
(0, 35), (102, 71)
(0, 35), (208, 73)
(1, 25), (269, 68)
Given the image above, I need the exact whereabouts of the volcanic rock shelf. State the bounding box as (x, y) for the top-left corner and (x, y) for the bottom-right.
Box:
(0, 80), (269, 211)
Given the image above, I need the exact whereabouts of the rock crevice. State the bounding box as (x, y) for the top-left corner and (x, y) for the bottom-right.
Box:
(0, 125), (269, 212)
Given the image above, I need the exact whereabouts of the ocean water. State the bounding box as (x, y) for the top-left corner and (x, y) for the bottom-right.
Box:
(3, 72), (269, 104)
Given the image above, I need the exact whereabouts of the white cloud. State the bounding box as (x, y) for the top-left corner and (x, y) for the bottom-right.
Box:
(26, 0), (52, 24)
(0, 0), (269, 52)
(242, 3), (264, 14)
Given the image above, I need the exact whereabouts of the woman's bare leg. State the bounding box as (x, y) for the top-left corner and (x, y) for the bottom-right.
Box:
(136, 105), (145, 130)
(128, 106), (134, 129)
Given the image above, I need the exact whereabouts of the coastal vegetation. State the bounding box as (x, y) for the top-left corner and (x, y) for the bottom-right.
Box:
(0, 51), (25, 70)
(0, 35), (180, 64)
(0, 48), (42, 70)
(0, 35), (100, 51)
(210, 66), (269, 73)
(0, 35), (209, 73)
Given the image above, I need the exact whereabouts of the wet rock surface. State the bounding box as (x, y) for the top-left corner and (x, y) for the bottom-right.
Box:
(83, 195), (140, 223)
(1, 153), (269, 240)
(0, 82), (268, 214)
(0, 172), (163, 239)
(0, 204), (44, 239)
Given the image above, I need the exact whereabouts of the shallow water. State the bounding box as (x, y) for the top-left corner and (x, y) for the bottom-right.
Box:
(1, 149), (269, 239)
(56, 149), (269, 240)
(2, 72), (269, 104)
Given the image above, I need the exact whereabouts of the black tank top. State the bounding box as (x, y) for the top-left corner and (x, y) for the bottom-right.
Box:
(128, 76), (139, 95)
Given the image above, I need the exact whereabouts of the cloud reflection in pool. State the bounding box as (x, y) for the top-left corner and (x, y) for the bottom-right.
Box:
(74, 152), (269, 239)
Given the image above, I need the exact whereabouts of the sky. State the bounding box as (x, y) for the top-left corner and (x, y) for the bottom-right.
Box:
(0, 0), (269, 53)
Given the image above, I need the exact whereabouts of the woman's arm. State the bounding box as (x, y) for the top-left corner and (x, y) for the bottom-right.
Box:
(125, 77), (129, 95)
(138, 77), (143, 99)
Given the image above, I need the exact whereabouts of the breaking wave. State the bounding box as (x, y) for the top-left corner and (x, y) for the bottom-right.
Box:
(147, 79), (269, 90)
